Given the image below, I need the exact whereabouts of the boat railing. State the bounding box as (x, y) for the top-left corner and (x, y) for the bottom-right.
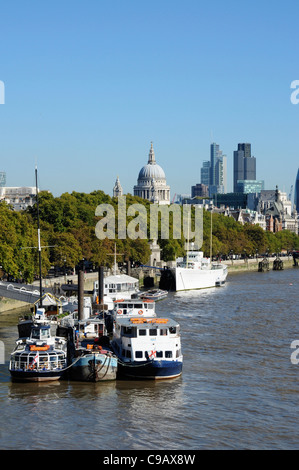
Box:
(211, 263), (223, 270)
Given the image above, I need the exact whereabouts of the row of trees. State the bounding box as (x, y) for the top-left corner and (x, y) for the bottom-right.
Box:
(1, 190), (299, 283)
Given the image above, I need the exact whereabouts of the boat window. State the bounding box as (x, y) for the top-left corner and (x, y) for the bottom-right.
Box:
(31, 328), (41, 339)
(138, 329), (147, 336)
(169, 327), (177, 334)
(40, 328), (50, 339)
(156, 351), (163, 358)
(160, 329), (168, 336)
(126, 350), (131, 358)
(148, 304), (154, 309)
(135, 351), (143, 358)
(149, 328), (157, 336)
(121, 326), (134, 336)
(165, 351), (173, 358)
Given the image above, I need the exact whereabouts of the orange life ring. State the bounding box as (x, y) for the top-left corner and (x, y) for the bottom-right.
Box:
(138, 310), (143, 315)
(117, 309), (122, 314)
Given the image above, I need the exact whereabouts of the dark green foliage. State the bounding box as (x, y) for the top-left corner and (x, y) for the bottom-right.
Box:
(1, 192), (299, 283)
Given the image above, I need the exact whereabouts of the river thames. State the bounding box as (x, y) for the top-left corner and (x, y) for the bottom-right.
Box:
(0, 267), (299, 450)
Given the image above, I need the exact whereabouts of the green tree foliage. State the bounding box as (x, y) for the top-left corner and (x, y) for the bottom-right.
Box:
(1, 191), (299, 283)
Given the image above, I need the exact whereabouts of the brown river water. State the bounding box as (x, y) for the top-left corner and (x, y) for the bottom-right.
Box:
(0, 268), (299, 450)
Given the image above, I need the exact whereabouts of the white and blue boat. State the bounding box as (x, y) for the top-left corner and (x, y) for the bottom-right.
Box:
(105, 298), (157, 334)
(9, 308), (68, 382)
(111, 316), (183, 380)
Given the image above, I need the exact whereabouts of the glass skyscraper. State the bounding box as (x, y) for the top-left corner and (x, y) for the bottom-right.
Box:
(209, 143), (227, 196)
(233, 143), (256, 192)
(295, 168), (299, 210)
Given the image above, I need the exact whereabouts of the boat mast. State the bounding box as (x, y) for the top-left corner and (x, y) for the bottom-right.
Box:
(35, 166), (43, 307)
(186, 208), (190, 266)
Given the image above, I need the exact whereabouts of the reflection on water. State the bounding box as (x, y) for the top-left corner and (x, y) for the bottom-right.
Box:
(1, 268), (299, 449)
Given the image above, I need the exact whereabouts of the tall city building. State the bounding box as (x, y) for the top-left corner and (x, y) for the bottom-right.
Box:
(200, 161), (210, 186)
(233, 143), (256, 192)
(295, 168), (299, 210)
(209, 143), (227, 196)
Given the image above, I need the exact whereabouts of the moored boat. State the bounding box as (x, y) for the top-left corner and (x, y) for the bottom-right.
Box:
(68, 315), (117, 382)
(9, 308), (68, 382)
(161, 250), (228, 292)
(138, 288), (168, 301)
(105, 298), (157, 334)
(111, 316), (183, 380)
(93, 273), (140, 310)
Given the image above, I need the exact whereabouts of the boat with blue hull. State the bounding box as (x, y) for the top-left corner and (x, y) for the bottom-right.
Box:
(68, 316), (118, 382)
(9, 308), (68, 382)
(111, 316), (183, 380)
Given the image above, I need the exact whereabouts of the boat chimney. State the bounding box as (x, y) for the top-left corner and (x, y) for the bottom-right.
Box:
(78, 269), (84, 320)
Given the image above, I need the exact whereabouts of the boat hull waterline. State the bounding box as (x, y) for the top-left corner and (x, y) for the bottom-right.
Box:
(68, 353), (118, 382)
(174, 265), (228, 291)
(117, 359), (182, 380)
(10, 369), (65, 382)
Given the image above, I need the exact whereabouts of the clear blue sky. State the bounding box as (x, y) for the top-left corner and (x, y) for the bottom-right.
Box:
(0, 0), (298, 199)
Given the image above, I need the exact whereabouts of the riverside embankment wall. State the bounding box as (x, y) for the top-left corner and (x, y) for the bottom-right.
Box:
(0, 258), (297, 313)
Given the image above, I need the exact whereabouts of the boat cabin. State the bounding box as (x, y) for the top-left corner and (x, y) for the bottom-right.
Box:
(112, 316), (182, 363)
(77, 318), (106, 339)
(93, 274), (140, 303)
(30, 325), (51, 342)
(112, 299), (156, 318)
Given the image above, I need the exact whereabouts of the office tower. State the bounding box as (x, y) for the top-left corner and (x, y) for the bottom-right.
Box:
(209, 143), (219, 187)
(238, 143), (251, 159)
(209, 143), (227, 196)
(233, 143), (256, 192)
(215, 154), (227, 192)
(295, 168), (299, 210)
(200, 161), (210, 186)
